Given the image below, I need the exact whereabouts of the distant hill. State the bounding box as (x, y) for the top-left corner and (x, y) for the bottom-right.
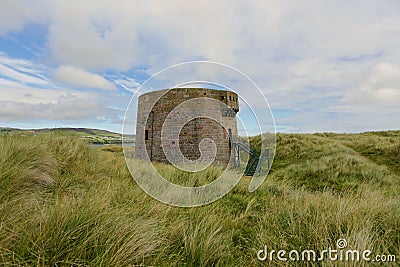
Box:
(0, 127), (135, 144)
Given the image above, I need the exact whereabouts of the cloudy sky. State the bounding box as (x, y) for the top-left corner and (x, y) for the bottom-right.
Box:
(0, 0), (399, 133)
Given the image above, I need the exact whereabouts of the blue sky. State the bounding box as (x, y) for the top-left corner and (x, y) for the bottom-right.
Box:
(0, 0), (399, 133)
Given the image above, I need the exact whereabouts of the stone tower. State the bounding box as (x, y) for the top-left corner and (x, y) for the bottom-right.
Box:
(135, 88), (239, 167)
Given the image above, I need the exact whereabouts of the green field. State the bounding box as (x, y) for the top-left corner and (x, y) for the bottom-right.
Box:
(0, 131), (399, 266)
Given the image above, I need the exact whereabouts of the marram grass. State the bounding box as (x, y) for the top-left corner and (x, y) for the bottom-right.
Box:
(1, 131), (399, 266)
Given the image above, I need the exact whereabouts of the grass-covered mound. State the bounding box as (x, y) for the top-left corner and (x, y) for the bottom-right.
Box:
(0, 131), (399, 266)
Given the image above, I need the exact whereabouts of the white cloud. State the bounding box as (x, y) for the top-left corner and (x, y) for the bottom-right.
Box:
(337, 62), (400, 113)
(0, 99), (99, 121)
(53, 65), (116, 90)
(0, 55), (123, 124)
(0, 53), (50, 84)
(0, 63), (49, 85)
(366, 62), (400, 90)
(1, 1), (399, 70)
(0, 0), (47, 35)
(2, 1), (400, 74)
(113, 77), (140, 93)
(0, 83), (120, 122)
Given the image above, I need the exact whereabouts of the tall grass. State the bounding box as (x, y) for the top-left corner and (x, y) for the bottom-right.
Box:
(1, 131), (399, 266)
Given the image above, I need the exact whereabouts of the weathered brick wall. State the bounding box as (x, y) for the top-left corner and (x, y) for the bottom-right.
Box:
(135, 88), (239, 167)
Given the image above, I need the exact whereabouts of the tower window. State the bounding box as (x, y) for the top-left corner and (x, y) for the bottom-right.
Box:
(228, 128), (232, 149)
(145, 130), (149, 140)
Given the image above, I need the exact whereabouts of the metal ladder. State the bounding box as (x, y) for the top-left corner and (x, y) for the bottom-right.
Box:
(232, 142), (270, 176)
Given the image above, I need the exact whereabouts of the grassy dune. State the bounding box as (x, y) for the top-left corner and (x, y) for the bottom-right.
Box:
(0, 131), (399, 266)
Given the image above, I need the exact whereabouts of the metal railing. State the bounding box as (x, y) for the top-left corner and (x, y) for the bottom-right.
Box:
(232, 142), (270, 176)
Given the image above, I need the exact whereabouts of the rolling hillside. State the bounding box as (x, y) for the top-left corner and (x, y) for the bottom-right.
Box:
(0, 127), (135, 144)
